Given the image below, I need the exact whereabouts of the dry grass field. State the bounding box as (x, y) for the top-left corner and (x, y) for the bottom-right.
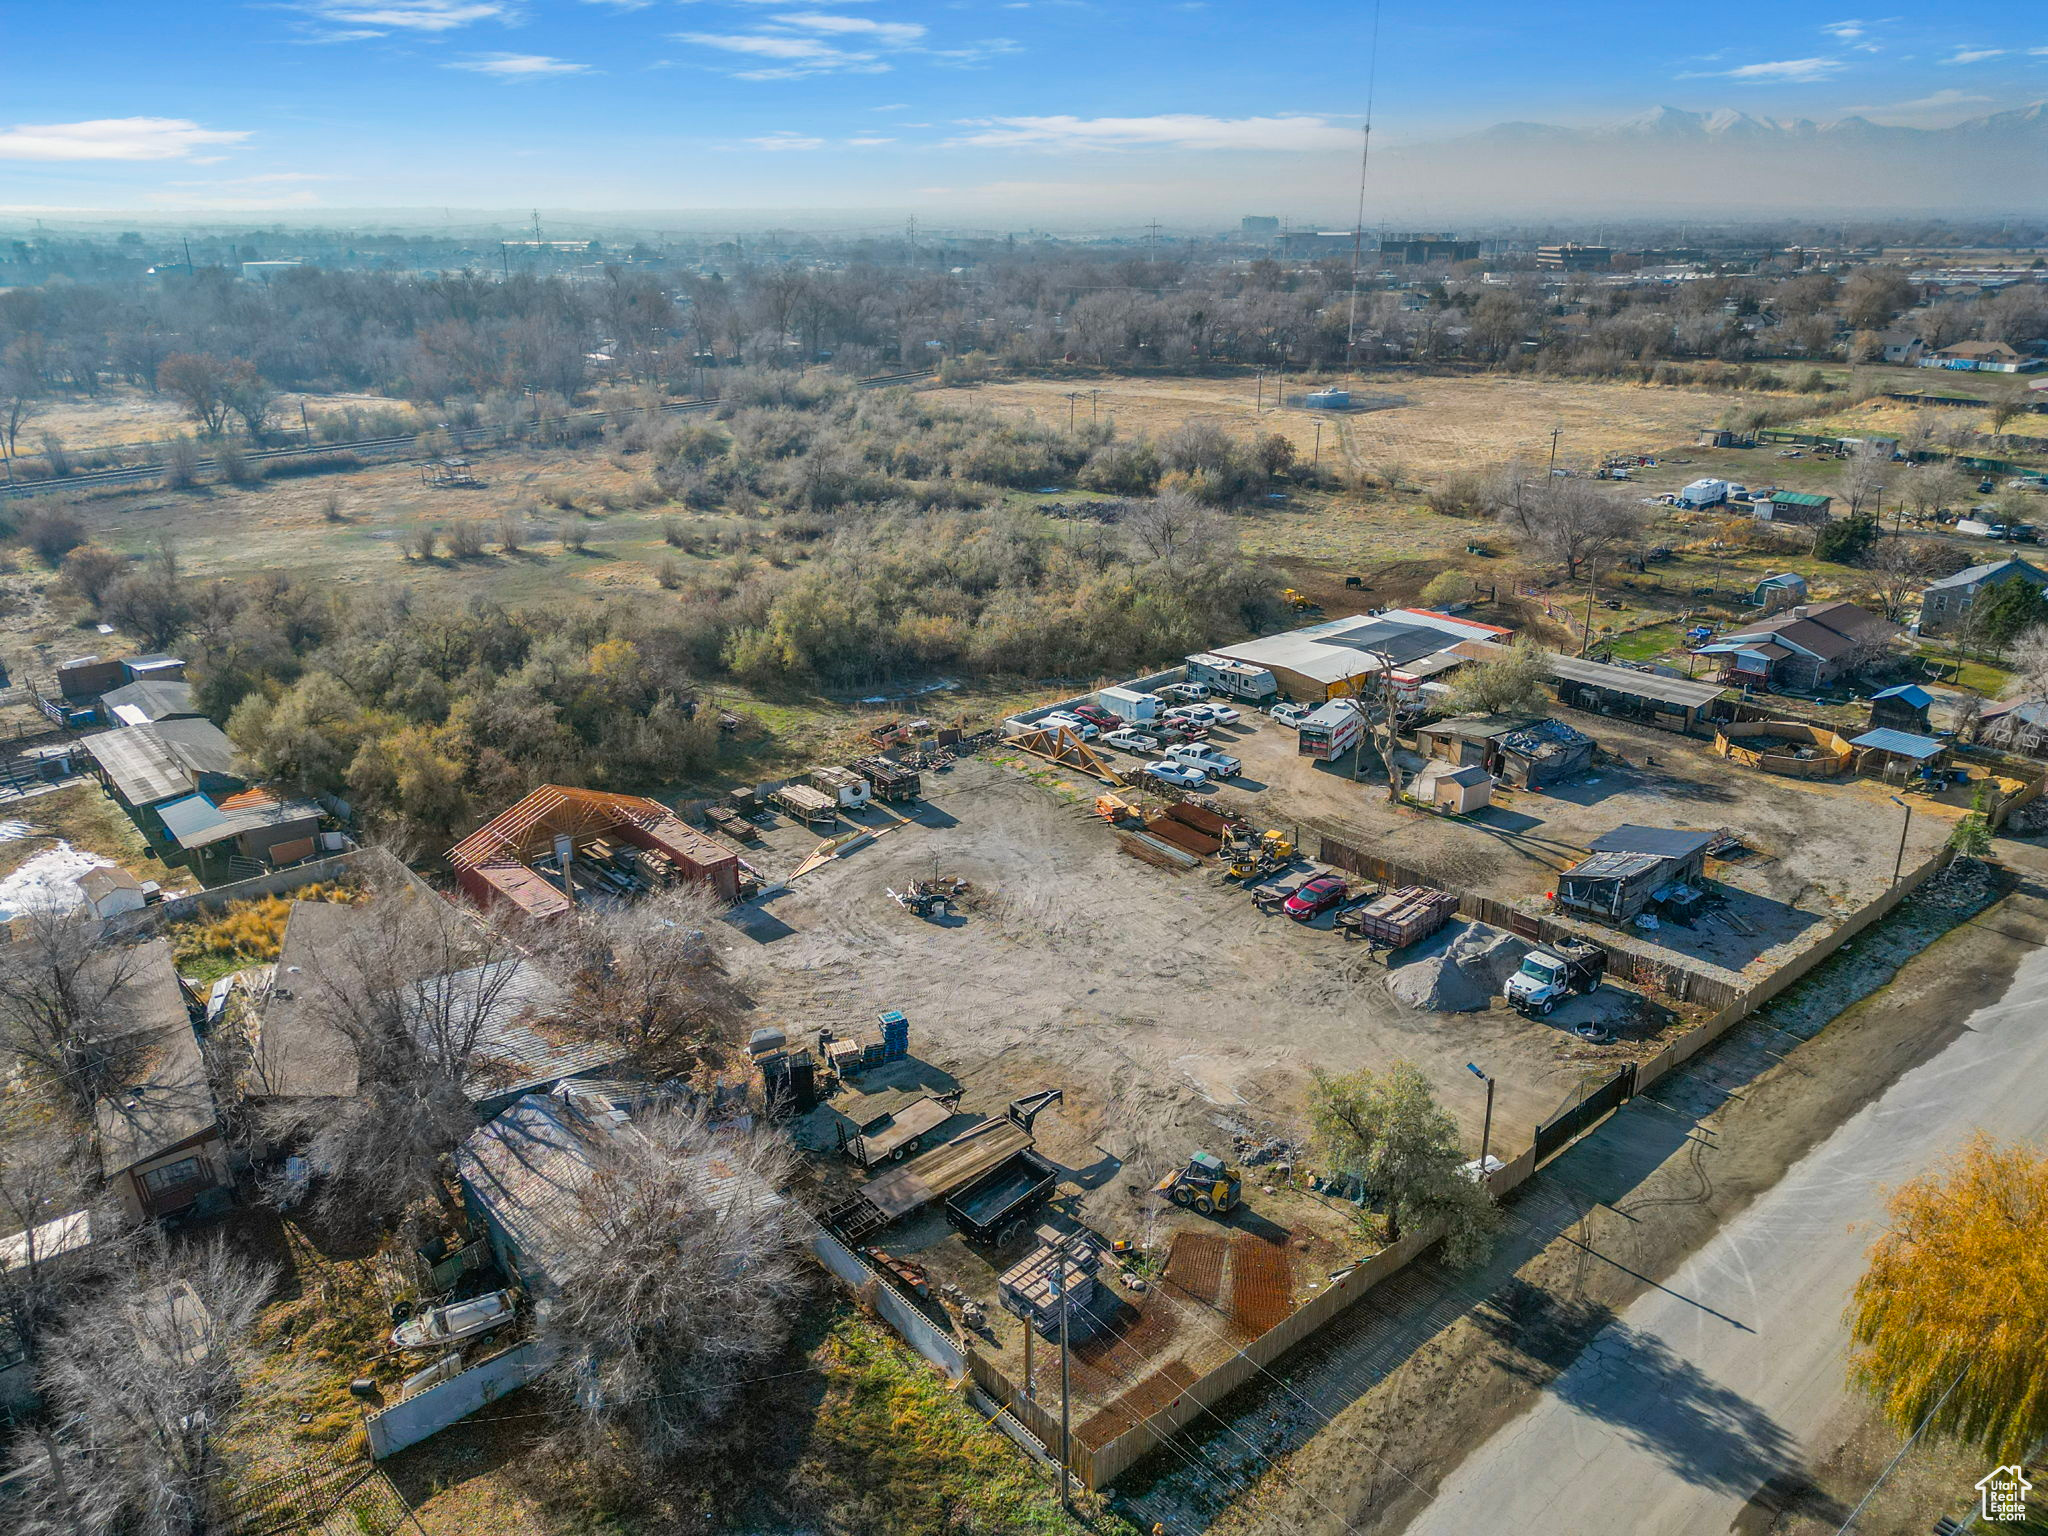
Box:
(965, 371), (1740, 481)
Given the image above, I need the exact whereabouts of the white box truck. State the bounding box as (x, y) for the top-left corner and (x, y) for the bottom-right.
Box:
(1185, 653), (1279, 703)
(1097, 686), (1161, 724)
(1297, 700), (1364, 759)
(1677, 478), (1731, 510)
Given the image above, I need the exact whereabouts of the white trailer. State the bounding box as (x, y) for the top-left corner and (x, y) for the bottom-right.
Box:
(1185, 653), (1279, 702)
(1097, 685), (1162, 724)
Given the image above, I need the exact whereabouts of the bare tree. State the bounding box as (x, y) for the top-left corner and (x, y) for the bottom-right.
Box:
(1123, 489), (1229, 572)
(535, 1102), (802, 1473)
(1839, 454), (1890, 521)
(1863, 535), (1945, 622)
(8, 1236), (275, 1536)
(529, 887), (745, 1076)
(1495, 474), (1641, 581)
(0, 1129), (124, 1383)
(0, 913), (151, 1132)
(1, 341), (43, 458)
(261, 891), (527, 1229)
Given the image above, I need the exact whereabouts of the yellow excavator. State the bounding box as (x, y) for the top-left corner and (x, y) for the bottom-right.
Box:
(1282, 588), (1321, 613)
(1226, 829), (1296, 882)
(1154, 1152), (1242, 1218)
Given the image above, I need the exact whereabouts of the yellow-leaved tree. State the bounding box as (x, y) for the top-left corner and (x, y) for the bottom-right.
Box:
(1847, 1135), (2048, 1461)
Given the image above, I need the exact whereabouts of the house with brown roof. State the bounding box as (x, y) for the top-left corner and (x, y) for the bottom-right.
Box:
(1921, 340), (2042, 374)
(1691, 602), (1900, 692)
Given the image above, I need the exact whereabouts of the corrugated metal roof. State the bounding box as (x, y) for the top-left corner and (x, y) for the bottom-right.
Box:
(1547, 654), (1725, 709)
(1924, 558), (2046, 593)
(1588, 825), (1715, 859)
(98, 680), (199, 723)
(1848, 728), (1947, 759)
(157, 790), (321, 851)
(1210, 613), (1496, 687)
(1871, 684), (1932, 706)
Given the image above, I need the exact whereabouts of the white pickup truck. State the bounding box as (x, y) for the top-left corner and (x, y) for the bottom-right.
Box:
(1167, 742), (1241, 779)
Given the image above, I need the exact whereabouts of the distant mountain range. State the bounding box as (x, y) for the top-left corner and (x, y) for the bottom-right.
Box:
(1472, 102), (2048, 147)
(1375, 103), (2048, 214)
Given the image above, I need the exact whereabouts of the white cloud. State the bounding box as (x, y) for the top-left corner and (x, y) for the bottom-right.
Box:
(1821, 19), (1865, 40)
(298, 1), (510, 34)
(747, 132), (828, 149)
(1941, 46), (2006, 65)
(1689, 56), (1847, 83)
(948, 113), (1357, 152)
(678, 26), (892, 76)
(773, 11), (925, 45)
(0, 117), (252, 162)
(845, 135), (896, 145)
(452, 52), (592, 77)
(870, 102), (910, 110)
(1840, 87), (1993, 114)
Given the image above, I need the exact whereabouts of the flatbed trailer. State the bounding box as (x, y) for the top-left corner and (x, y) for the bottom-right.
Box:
(842, 1093), (962, 1169)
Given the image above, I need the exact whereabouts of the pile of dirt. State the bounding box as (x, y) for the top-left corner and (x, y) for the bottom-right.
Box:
(1384, 923), (1528, 1013)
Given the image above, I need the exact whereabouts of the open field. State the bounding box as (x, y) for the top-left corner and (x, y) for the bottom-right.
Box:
(0, 779), (197, 896)
(24, 384), (392, 455)
(964, 373), (1751, 483)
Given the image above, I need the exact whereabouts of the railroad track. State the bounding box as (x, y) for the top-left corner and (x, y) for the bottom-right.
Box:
(0, 368), (936, 500)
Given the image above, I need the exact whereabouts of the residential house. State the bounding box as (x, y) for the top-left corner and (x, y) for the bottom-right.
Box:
(1920, 340), (2041, 373)
(1876, 330), (1924, 366)
(84, 939), (233, 1223)
(1916, 558), (2048, 638)
(155, 788), (325, 881)
(1751, 492), (1832, 527)
(1414, 713), (1595, 787)
(1556, 826), (1714, 923)
(98, 679), (204, 727)
(457, 1085), (779, 1298)
(251, 897), (627, 1122)
(81, 717), (246, 826)
(1692, 602), (1900, 692)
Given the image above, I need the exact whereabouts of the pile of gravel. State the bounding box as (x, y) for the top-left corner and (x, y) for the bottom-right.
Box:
(1385, 923), (1529, 1013)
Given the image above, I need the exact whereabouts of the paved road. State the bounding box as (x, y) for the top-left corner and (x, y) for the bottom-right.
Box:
(1403, 925), (2048, 1536)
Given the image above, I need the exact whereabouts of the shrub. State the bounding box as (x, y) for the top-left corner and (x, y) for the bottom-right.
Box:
(61, 544), (128, 605)
(18, 507), (86, 565)
(560, 521), (589, 553)
(657, 556), (685, 590)
(162, 434), (201, 490)
(662, 515), (687, 548)
(447, 520), (489, 559)
(406, 524), (441, 561)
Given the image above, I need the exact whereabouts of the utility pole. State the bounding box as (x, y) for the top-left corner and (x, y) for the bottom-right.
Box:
(1581, 581), (1598, 658)
(1312, 417), (1324, 472)
(1467, 1063), (1495, 1177)
(1890, 795), (1912, 886)
(1066, 392), (1080, 433)
(1547, 422), (1564, 478)
(299, 400), (312, 445)
(1255, 368), (1264, 413)
(1089, 389), (1099, 423)
(1057, 1275), (1073, 1515)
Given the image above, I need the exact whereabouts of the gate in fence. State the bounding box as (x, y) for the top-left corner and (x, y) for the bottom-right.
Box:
(1533, 1064), (1637, 1162)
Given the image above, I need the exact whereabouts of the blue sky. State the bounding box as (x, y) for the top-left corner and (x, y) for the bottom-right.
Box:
(1, 1), (2043, 221)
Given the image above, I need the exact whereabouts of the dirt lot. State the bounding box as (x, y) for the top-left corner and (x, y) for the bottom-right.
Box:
(729, 756), (1646, 1202)
(26, 384), (391, 456)
(1197, 708), (1957, 986)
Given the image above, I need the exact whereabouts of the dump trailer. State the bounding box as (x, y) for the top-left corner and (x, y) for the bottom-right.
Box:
(1341, 885), (1459, 949)
(1504, 936), (1608, 1016)
(946, 1148), (1059, 1244)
